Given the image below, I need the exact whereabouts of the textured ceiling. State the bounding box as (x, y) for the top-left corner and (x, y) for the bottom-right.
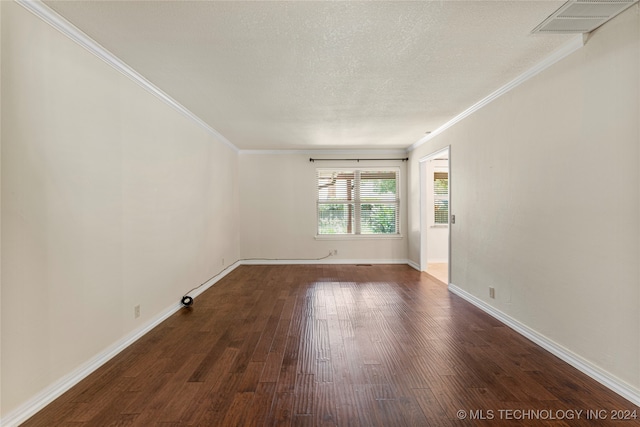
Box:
(44, 1), (575, 151)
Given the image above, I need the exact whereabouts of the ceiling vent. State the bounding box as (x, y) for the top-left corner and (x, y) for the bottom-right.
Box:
(532, 0), (638, 34)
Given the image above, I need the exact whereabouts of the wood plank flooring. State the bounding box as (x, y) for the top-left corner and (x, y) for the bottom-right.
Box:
(23, 265), (639, 426)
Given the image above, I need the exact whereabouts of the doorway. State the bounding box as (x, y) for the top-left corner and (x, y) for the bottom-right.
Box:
(419, 147), (450, 284)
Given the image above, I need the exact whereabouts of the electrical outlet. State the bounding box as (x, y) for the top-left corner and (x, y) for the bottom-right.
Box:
(332, 249), (338, 256)
(222, 258), (225, 266)
(489, 287), (495, 299)
(134, 305), (141, 318)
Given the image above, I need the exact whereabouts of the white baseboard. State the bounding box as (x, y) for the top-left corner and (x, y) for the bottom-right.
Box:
(1, 303), (181, 427)
(7, 268), (637, 425)
(404, 259), (448, 271)
(0, 262), (242, 427)
(239, 258), (410, 265)
(448, 283), (640, 407)
(2, 259), (421, 426)
(406, 259), (421, 271)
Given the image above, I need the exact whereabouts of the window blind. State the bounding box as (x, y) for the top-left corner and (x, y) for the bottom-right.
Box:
(433, 172), (449, 225)
(317, 169), (400, 235)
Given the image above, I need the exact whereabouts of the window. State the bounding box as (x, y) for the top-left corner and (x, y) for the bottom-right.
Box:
(433, 171), (449, 225)
(317, 168), (400, 236)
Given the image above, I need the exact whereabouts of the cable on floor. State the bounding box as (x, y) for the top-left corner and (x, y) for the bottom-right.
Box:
(180, 252), (333, 306)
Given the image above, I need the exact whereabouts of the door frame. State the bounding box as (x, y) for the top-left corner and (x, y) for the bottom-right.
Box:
(419, 146), (451, 282)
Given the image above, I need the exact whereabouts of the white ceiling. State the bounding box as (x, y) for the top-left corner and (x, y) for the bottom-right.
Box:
(43, 1), (576, 151)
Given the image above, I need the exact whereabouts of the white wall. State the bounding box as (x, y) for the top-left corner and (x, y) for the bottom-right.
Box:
(1, 1), (239, 417)
(239, 153), (408, 262)
(409, 6), (639, 392)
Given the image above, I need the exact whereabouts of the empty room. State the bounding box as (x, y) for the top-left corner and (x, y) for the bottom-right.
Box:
(1, 0), (639, 425)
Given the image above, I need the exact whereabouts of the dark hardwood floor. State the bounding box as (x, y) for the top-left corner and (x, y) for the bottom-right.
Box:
(23, 265), (639, 426)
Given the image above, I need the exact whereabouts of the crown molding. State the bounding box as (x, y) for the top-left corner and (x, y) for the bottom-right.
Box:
(16, 0), (239, 152)
(15, 0), (585, 157)
(407, 35), (585, 152)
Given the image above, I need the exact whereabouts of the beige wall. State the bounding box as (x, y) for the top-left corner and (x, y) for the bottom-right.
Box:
(409, 6), (639, 390)
(0, 1), (3, 417)
(3, 0), (639, 419)
(239, 153), (408, 262)
(1, 2), (239, 416)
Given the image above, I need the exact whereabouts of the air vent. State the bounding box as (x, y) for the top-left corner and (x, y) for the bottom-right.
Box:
(532, 0), (638, 34)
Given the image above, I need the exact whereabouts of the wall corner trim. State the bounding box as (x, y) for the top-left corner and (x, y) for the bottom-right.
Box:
(407, 35), (585, 152)
(448, 283), (640, 407)
(15, 0), (239, 153)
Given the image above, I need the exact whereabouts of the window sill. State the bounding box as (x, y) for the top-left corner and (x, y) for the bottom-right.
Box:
(431, 225), (449, 229)
(315, 234), (404, 240)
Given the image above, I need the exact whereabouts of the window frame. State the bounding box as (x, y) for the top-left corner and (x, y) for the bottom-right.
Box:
(432, 169), (449, 228)
(315, 167), (402, 239)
